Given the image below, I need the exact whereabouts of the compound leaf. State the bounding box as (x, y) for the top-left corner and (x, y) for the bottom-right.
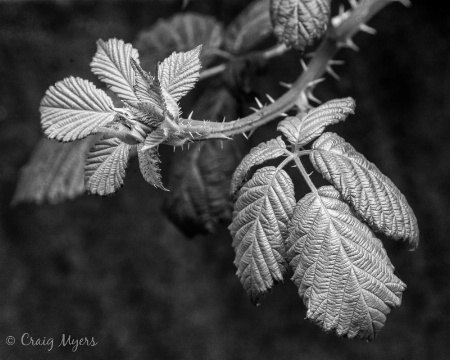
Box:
(310, 132), (419, 247)
(138, 145), (167, 191)
(85, 135), (131, 196)
(231, 136), (287, 196)
(224, 0), (273, 54)
(158, 45), (202, 103)
(135, 12), (223, 69)
(12, 137), (96, 205)
(286, 186), (405, 340)
(278, 97), (355, 147)
(91, 38), (140, 102)
(270, 0), (331, 51)
(229, 166), (295, 305)
(40, 77), (115, 142)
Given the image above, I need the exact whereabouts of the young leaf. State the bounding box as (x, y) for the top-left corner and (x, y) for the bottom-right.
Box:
(135, 13), (223, 69)
(85, 135), (131, 196)
(12, 137), (96, 205)
(40, 77), (116, 142)
(278, 98), (355, 147)
(141, 128), (168, 151)
(286, 186), (405, 340)
(230, 137), (287, 196)
(310, 132), (419, 247)
(157, 45), (202, 103)
(224, 0), (273, 54)
(137, 145), (167, 191)
(90, 38), (140, 103)
(129, 59), (166, 121)
(229, 166), (296, 305)
(270, 0), (331, 51)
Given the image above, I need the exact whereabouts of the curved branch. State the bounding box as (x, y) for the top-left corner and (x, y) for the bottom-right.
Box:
(180, 0), (405, 139)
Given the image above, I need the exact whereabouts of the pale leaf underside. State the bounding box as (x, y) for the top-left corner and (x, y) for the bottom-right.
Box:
(90, 38), (139, 103)
(229, 166), (296, 304)
(224, 0), (273, 54)
(141, 128), (168, 151)
(286, 186), (405, 340)
(278, 98), (355, 147)
(270, 0), (331, 51)
(40, 77), (115, 142)
(158, 45), (202, 103)
(12, 137), (96, 204)
(137, 145), (167, 191)
(231, 136), (287, 196)
(84, 135), (131, 196)
(310, 132), (419, 246)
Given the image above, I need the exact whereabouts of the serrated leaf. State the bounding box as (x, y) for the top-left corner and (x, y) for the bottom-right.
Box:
(157, 45), (202, 103)
(12, 137), (96, 205)
(231, 137), (287, 196)
(286, 186), (405, 340)
(91, 38), (140, 102)
(310, 132), (419, 246)
(163, 87), (242, 236)
(141, 128), (168, 151)
(40, 77), (116, 142)
(84, 135), (131, 196)
(224, 0), (273, 54)
(129, 59), (166, 121)
(278, 98), (355, 147)
(229, 166), (296, 304)
(270, 0), (331, 51)
(135, 12), (223, 69)
(137, 145), (167, 191)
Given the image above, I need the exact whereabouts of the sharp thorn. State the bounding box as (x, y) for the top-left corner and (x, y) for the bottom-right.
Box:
(189, 131), (193, 137)
(307, 91), (322, 104)
(300, 58), (308, 71)
(326, 65), (340, 80)
(249, 107), (259, 113)
(279, 81), (292, 89)
(280, 113), (288, 117)
(248, 128), (256, 138)
(266, 94), (275, 103)
(329, 59), (345, 66)
(188, 111), (193, 119)
(195, 132), (201, 136)
(359, 23), (377, 35)
(255, 97), (263, 109)
(222, 117), (226, 123)
(242, 132), (249, 140)
(307, 78), (325, 88)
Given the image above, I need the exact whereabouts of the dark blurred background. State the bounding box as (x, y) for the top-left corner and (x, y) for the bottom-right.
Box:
(1, 0), (449, 359)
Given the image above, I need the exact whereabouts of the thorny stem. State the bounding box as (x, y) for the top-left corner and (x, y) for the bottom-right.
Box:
(180, 0), (406, 140)
(293, 156), (318, 193)
(199, 43), (289, 81)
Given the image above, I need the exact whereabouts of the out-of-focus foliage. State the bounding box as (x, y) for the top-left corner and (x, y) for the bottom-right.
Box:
(135, 13), (223, 70)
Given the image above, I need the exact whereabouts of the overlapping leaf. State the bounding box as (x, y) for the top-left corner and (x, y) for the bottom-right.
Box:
(137, 145), (167, 191)
(310, 132), (419, 246)
(84, 135), (131, 196)
(129, 59), (165, 121)
(40, 77), (115, 142)
(286, 186), (405, 340)
(270, 0), (331, 51)
(135, 12), (223, 69)
(278, 98), (355, 147)
(12, 137), (96, 204)
(91, 38), (139, 102)
(224, 0), (273, 54)
(229, 166), (295, 304)
(231, 137), (287, 196)
(158, 45), (202, 103)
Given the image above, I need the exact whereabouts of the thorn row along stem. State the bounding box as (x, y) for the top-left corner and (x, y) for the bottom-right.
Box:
(180, 0), (397, 139)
